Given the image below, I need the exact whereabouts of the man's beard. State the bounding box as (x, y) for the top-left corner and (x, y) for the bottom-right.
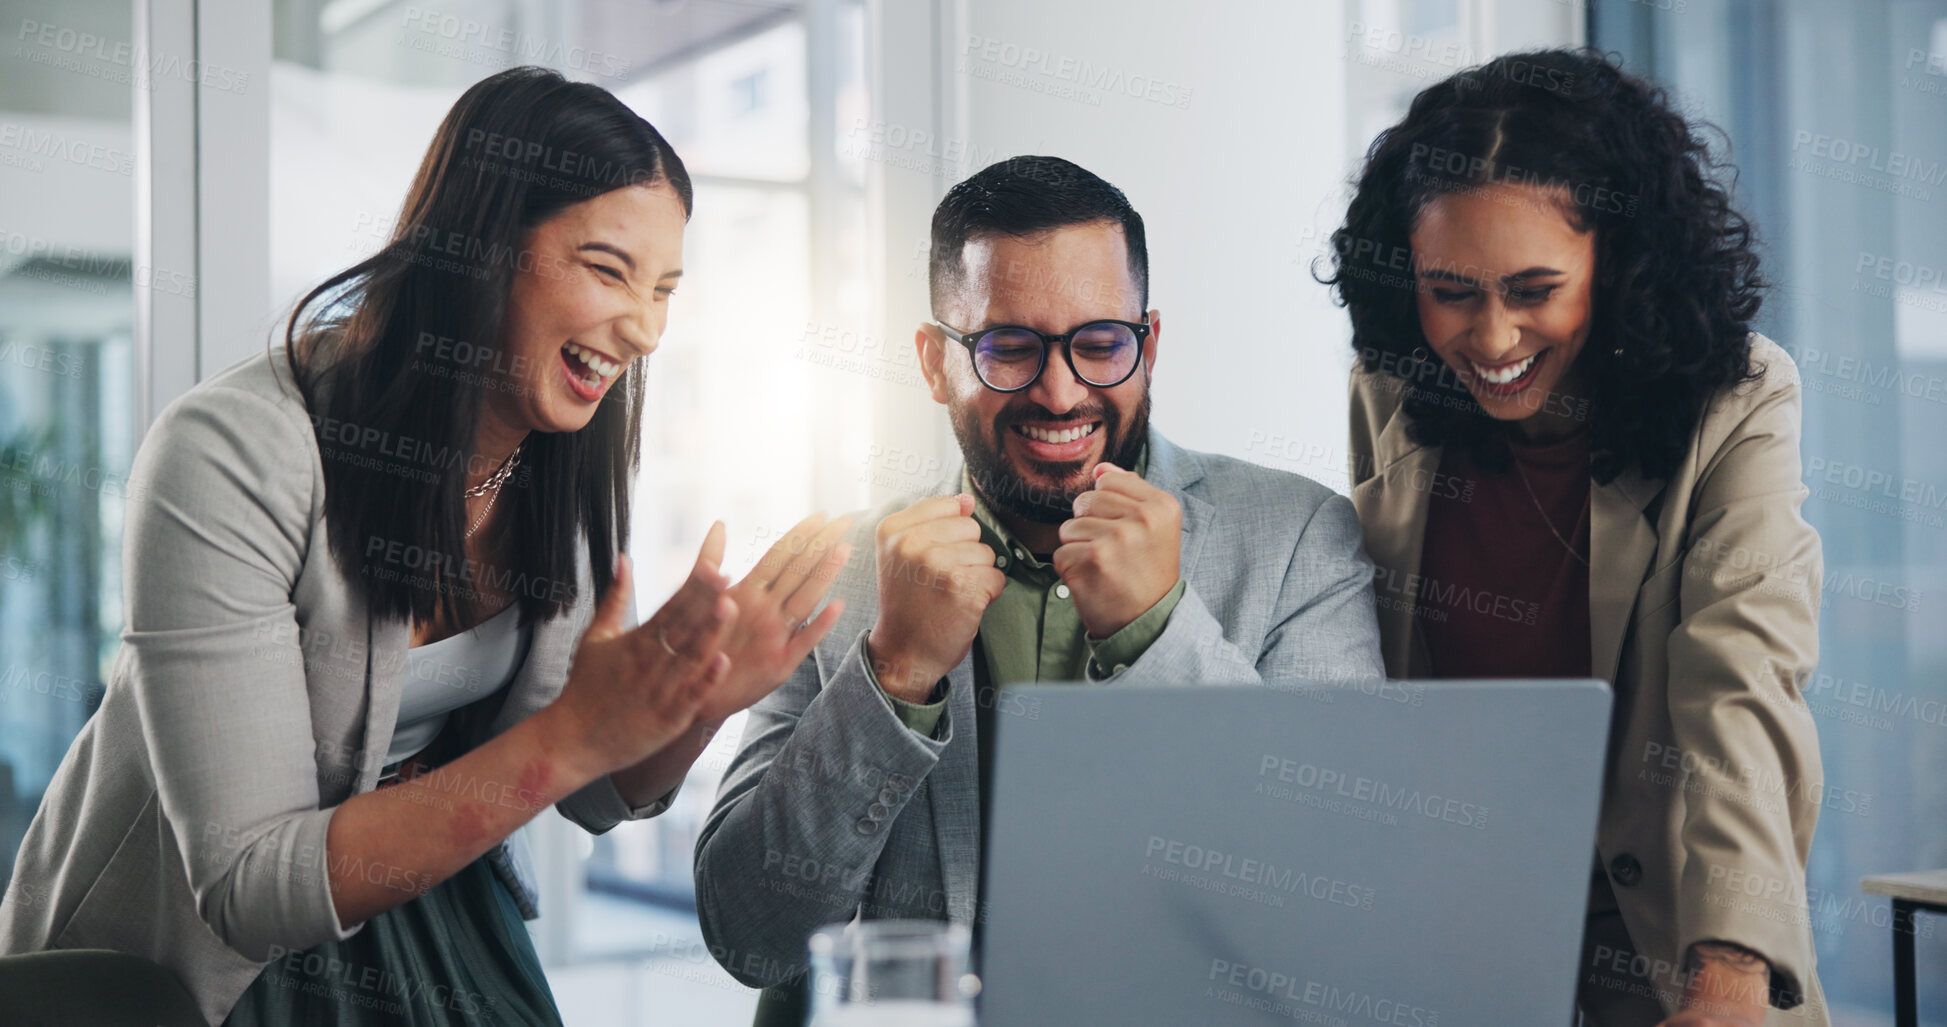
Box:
(952, 387), (1152, 526)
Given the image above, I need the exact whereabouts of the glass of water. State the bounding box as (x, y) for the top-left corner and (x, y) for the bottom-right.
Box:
(806, 920), (980, 1027)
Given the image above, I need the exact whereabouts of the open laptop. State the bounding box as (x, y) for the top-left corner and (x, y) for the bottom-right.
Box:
(977, 679), (1612, 1026)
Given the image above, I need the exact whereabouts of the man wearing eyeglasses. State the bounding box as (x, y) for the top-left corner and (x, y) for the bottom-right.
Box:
(695, 156), (1385, 1026)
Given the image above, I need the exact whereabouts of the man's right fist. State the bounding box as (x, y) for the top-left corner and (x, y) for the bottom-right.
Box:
(865, 493), (1006, 703)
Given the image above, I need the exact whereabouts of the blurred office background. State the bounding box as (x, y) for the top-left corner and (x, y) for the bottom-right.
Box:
(0, 0), (1940, 1022)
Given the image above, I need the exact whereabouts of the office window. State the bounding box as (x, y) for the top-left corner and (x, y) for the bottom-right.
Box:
(0, 0), (138, 887)
(730, 68), (769, 117)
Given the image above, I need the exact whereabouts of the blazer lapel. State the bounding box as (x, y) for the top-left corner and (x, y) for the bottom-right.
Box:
(357, 613), (410, 793)
(1144, 430), (1213, 584)
(1352, 413), (1440, 678)
(1589, 466), (1664, 686)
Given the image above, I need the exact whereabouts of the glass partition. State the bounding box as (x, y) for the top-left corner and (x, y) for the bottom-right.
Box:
(0, 0), (139, 889)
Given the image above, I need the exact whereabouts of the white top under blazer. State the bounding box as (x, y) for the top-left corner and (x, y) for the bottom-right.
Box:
(386, 602), (532, 768)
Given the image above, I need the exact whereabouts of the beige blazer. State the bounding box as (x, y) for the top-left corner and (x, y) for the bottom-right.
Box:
(1349, 334), (1828, 1023)
(0, 349), (667, 1024)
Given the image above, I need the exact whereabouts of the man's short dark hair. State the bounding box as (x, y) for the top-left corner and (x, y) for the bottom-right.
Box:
(928, 155), (1148, 320)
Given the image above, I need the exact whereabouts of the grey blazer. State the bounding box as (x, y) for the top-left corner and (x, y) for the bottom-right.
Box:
(0, 349), (668, 1024)
(692, 429), (1386, 989)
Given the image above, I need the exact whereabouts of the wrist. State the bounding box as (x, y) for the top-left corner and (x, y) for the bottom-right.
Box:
(864, 632), (941, 704)
(1681, 944), (1770, 1021)
(531, 700), (624, 791)
(1084, 577), (1178, 640)
(1083, 608), (1134, 639)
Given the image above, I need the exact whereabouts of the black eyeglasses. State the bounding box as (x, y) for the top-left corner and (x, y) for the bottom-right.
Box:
(932, 318), (1149, 393)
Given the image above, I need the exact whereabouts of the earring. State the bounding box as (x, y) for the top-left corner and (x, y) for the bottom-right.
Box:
(1411, 345), (1431, 362)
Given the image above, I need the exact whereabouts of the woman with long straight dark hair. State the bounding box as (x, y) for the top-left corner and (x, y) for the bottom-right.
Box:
(1327, 50), (1826, 1027)
(0, 66), (851, 1024)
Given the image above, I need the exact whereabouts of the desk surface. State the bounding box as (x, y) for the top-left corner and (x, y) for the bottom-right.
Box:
(1862, 870), (1947, 905)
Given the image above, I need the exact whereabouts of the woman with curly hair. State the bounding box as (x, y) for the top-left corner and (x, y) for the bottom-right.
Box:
(1326, 49), (1827, 1027)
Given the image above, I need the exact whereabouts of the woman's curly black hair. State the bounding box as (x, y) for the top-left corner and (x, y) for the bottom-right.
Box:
(1319, 48), (1764, 484)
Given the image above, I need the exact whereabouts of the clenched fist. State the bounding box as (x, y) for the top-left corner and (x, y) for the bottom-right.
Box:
(865, 494), (1007, 703)
(1054, 462), (1182, 638)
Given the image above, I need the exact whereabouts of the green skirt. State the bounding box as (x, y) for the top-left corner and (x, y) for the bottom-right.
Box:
(223, 856), (564, 1026)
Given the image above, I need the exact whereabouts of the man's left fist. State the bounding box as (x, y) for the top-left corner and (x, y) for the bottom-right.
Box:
(1054, 462), (1183, 638)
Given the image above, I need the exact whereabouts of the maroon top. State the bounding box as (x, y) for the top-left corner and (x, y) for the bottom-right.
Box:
(1418, 430), (1593, 680)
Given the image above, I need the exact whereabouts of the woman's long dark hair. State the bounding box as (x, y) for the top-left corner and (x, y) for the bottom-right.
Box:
(284, 66), (692, 629)
(1320, 48), (1763, 484)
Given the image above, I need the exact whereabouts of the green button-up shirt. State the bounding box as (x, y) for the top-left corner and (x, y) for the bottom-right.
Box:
(870, 448), (1187, 736)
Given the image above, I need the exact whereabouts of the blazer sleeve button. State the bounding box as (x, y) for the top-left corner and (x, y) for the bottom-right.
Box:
(855, 818), (878, 835)
(1609, 854), (1642, 887)
(868, 803), (890, 819)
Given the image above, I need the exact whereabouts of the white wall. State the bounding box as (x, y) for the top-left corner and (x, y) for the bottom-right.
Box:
(948, 2), (1356, 481)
